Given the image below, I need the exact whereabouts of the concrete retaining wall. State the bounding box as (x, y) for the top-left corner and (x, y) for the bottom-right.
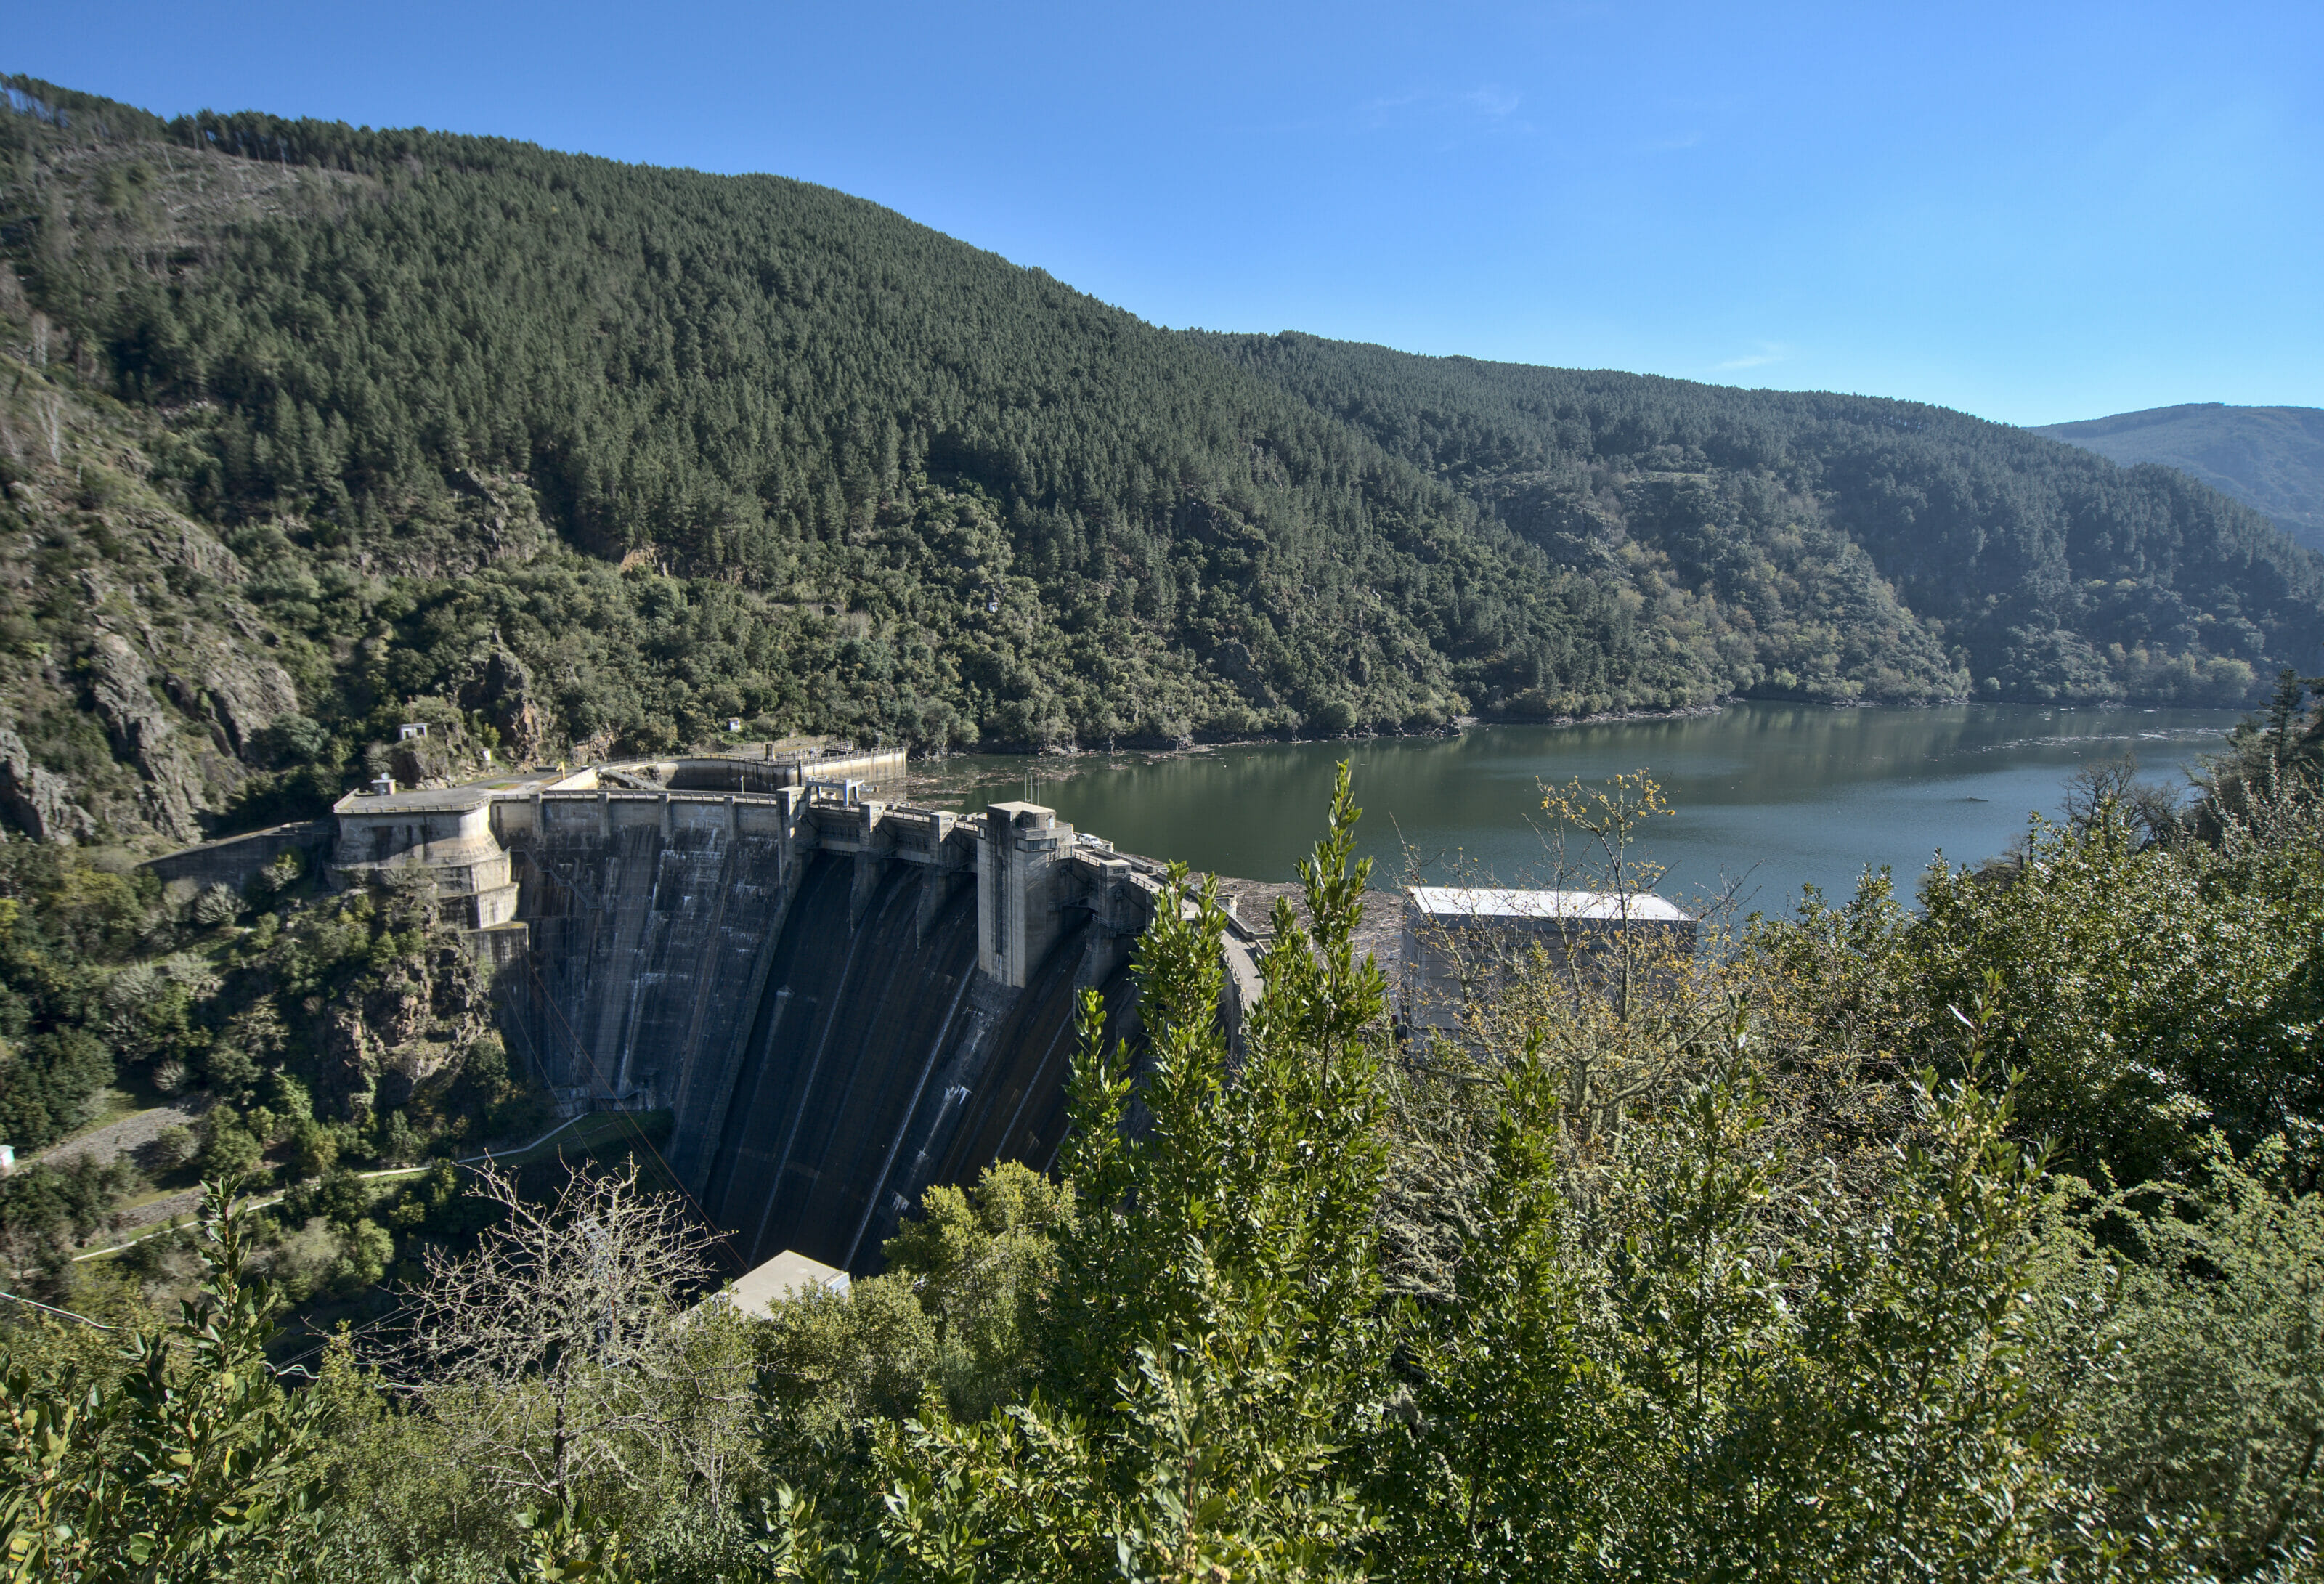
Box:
(139, 819), (332, 906)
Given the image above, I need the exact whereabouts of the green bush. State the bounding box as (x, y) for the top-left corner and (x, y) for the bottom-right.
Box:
(288, 1118), (338, 1180)
(147, 1124), (196, 1172)
(195, 1112), (264, 1181)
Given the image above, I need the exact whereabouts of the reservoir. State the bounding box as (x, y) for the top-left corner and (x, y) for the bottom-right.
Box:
(918, 703), (2244, 914)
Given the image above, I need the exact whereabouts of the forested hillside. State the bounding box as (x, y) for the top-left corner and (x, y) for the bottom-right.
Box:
(5, 74), (2321, 1584)
(1206, 333), (2324, 711)
(1, 76), (2320, 845)
(2035, 403), (2324, 554)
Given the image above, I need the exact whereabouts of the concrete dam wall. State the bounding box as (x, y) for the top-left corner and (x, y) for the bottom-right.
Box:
(330, 759), (1221, 1274)
(692, 849), (1138, 1272)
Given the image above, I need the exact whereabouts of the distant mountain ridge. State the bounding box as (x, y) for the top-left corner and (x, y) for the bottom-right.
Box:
(2033, 405), (2324, 553)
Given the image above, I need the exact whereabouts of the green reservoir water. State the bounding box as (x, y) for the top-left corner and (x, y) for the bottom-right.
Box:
(918, 704), (2244, 912)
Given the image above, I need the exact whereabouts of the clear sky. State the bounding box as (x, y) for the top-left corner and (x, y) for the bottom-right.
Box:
(7, 1), (2319, 426)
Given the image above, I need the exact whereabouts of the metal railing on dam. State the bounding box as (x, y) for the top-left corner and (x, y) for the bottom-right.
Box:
(326, 765), (1254, 1275)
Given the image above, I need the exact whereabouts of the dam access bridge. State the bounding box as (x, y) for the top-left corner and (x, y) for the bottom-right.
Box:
(322, 748), (1261, 1275)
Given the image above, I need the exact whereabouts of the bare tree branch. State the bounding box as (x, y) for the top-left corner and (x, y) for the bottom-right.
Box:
(365, 1159), (749, 1506)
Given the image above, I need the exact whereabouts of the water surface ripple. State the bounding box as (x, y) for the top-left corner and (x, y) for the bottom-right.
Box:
(919, 703), (2243, 913)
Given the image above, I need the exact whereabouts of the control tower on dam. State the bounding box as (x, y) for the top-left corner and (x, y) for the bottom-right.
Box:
(330, 751), (1256, 1275)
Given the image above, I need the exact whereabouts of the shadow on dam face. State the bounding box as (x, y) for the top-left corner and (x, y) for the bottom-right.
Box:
(699, 853), (1137, 1273)
(456, 786), (1171, 1279)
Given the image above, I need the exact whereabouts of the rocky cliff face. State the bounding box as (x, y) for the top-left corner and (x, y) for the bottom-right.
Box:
(0, 351), (574, 848)
(88, 630), (208, 842)
(320, 933), (492, 1119)
(460, 646), (548, 764)
(0, 359), (312, 848)
(0, 726), (94, 842)
(195, 637), (301, 759)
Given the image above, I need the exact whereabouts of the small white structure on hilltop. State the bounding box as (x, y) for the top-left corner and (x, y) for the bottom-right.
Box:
(702, 1249), (852, 1320)
(1401, 886), (1696, 1036)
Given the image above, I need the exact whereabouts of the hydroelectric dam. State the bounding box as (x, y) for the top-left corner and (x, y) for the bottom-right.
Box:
(320, 750), (1262, 1275)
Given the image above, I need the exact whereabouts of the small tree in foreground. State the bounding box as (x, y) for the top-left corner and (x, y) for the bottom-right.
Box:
(850, 758), (1391, 1582)
(0, 1182), (323, 1583)
(369, 1160), (749, 1517)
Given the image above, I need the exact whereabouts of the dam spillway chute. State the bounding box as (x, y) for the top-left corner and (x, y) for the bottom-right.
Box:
(699, 850), (1140, 1272)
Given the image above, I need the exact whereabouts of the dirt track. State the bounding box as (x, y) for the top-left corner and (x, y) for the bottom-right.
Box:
(33, 1096), (208, 1174)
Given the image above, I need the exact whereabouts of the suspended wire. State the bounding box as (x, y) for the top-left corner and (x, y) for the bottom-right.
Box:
(4, 1288), (322, 1380)
(0, 1288), (122, 1330)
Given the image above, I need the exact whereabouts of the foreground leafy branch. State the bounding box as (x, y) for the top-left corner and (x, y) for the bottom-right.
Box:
(1, 1181), (322, 1583)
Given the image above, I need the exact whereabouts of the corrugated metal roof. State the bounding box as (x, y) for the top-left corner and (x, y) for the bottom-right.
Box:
(1407, 886), (1692, 923)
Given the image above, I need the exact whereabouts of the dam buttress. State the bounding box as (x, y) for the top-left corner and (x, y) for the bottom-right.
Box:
(322, 755), (1254, 1274)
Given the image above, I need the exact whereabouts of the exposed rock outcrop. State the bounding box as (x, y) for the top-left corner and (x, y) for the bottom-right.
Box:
(0, 726), (95, 842)
(317, 936), (492, 1116)
(359, 469), (550, 580)
(198, 640), (299, 757)
(150, 519), (246, 585)
(460, 644), (548, 761)
(87, 631), (206, 842)
(319, 1003), (378, 1116)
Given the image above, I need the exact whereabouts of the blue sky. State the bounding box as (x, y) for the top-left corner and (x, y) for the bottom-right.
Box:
(8, 1), (2319, 426)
